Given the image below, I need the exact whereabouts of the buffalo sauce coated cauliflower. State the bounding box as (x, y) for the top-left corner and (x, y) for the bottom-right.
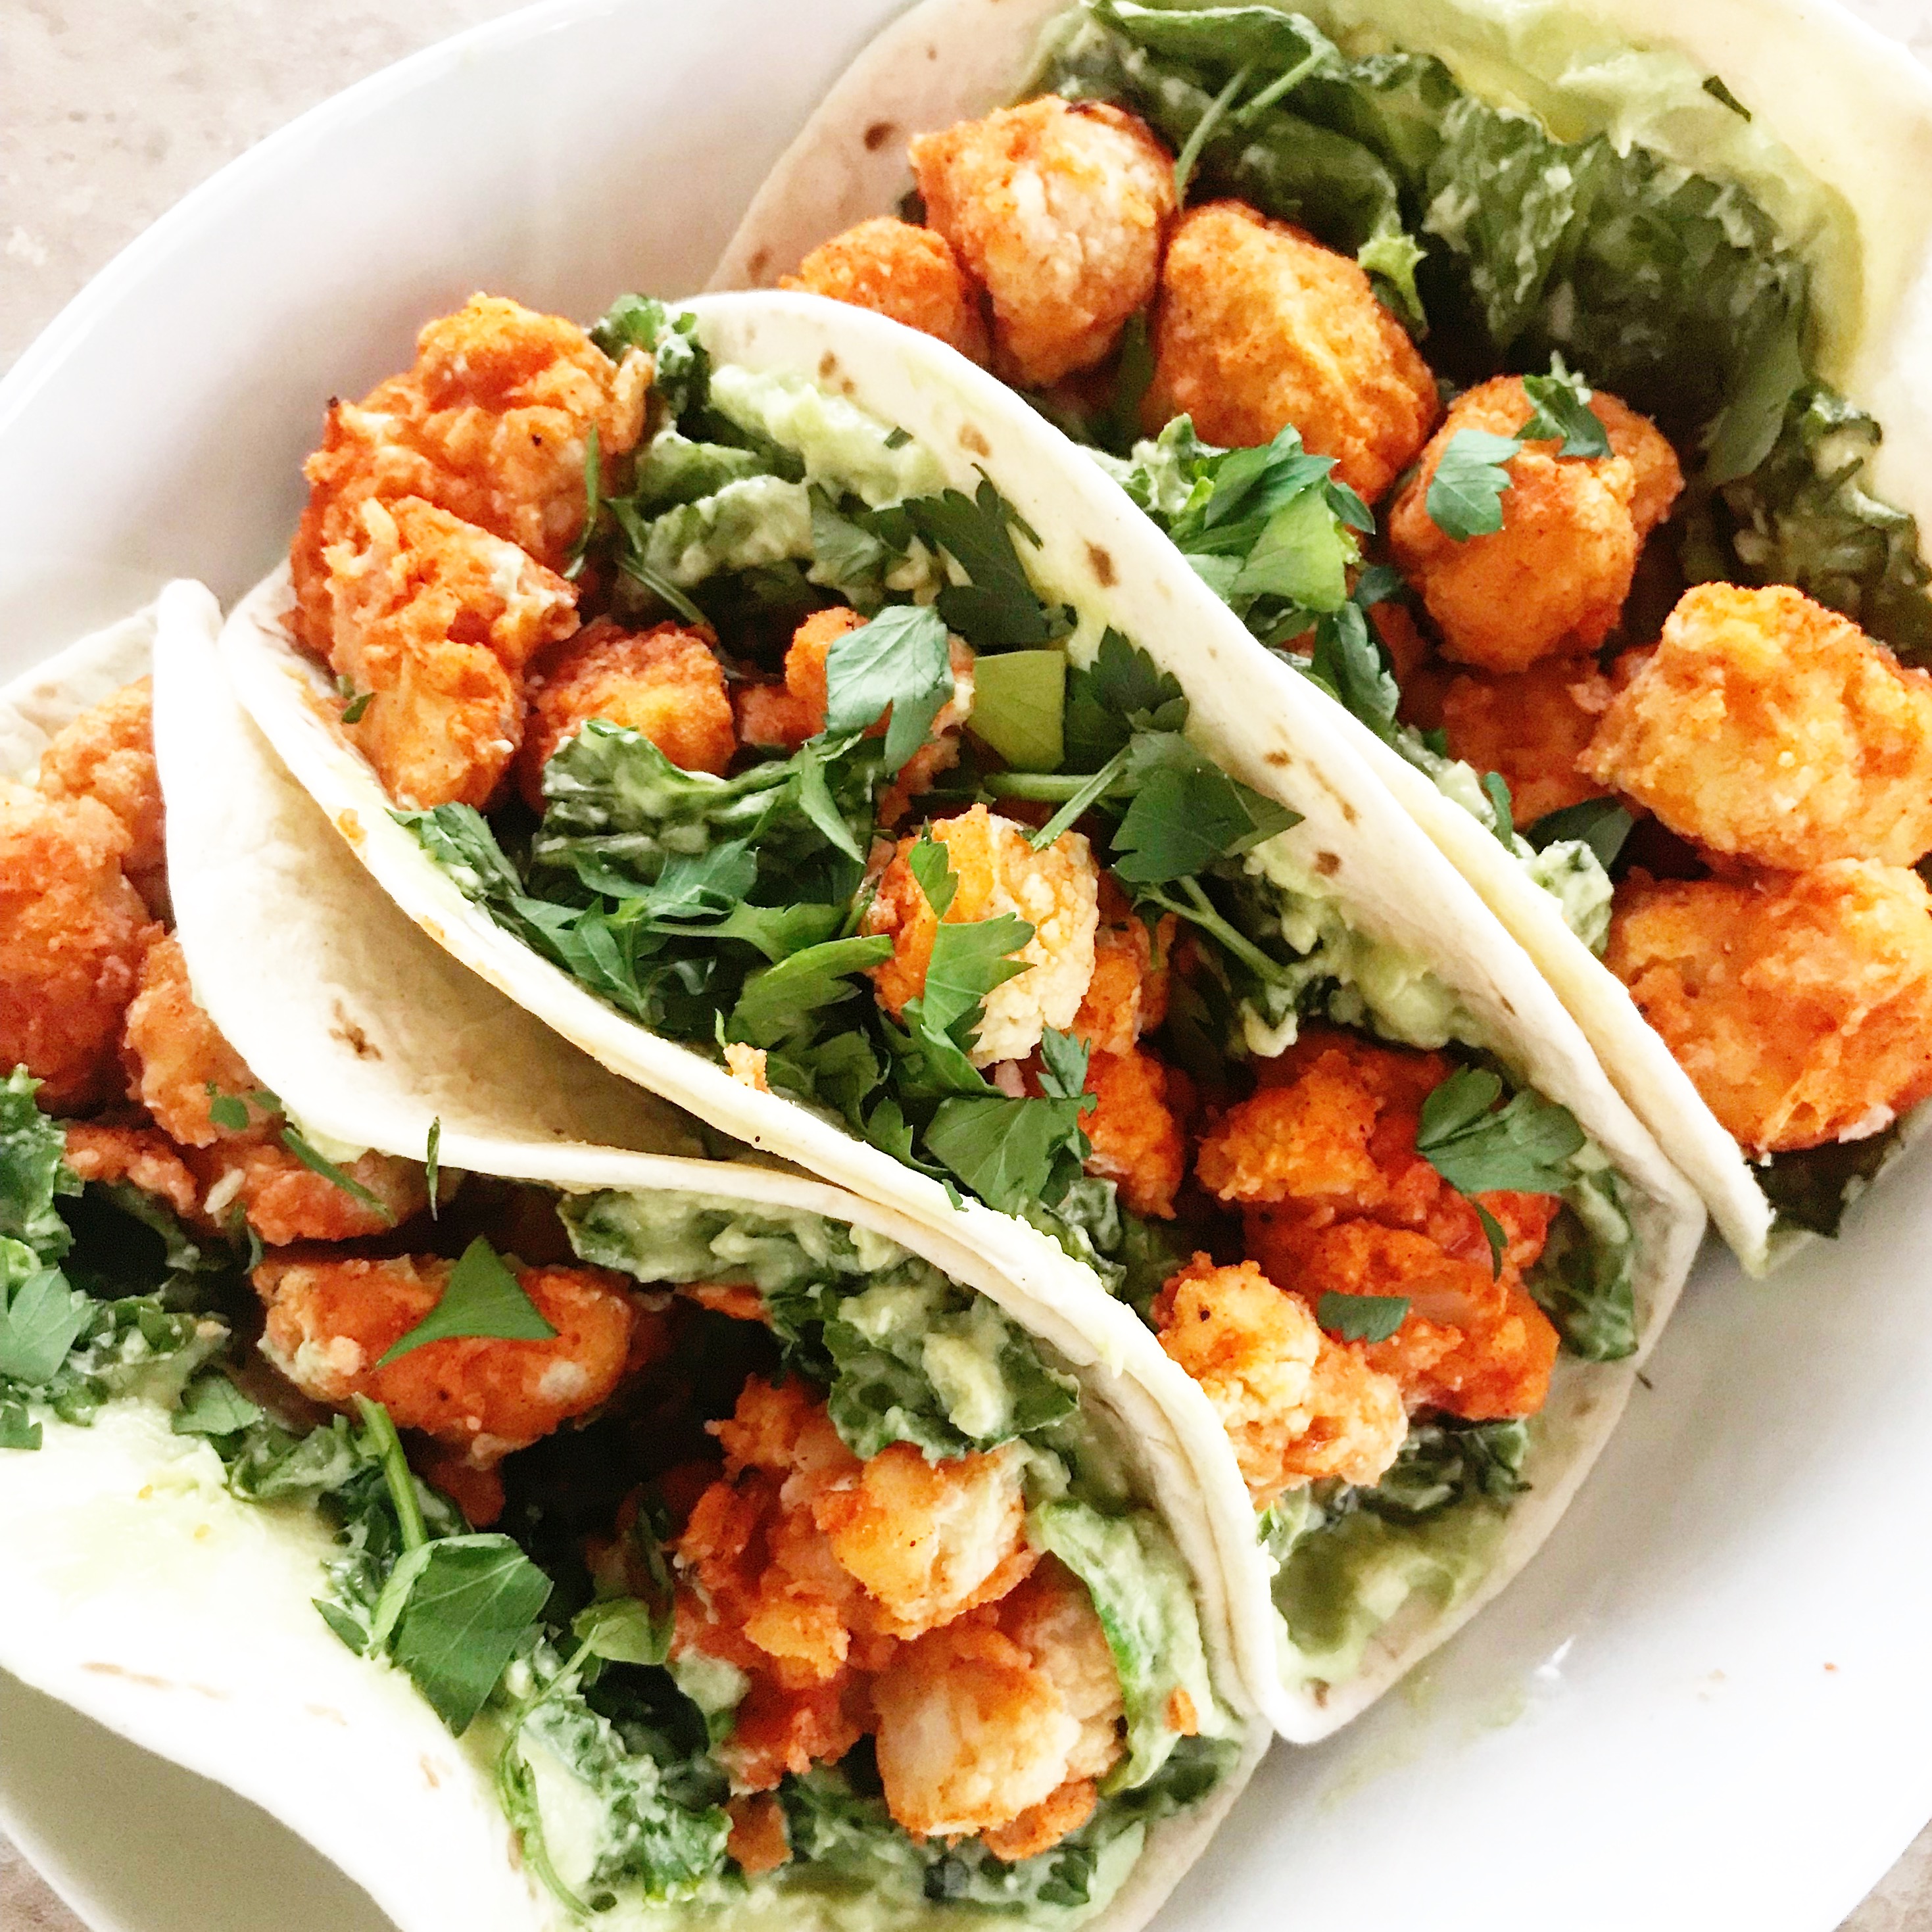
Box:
(1144, 201), (1439, 502)
(516, 619), (736, 808)
(0, 779), (157, 1113)
(1151, 1255), (1405, 1505)
(1582, 583), (1932, 870)
(291, 293), (648, 650)
(1072, 877), (1174, 1057)
(783, 217), (990, 365)
(120, 934), (263, 1146)
(254, 1253), (646, 1466)
(866, 805), (1099, 1065)
(1077, 1044), (1187, 1220)
(1606, 861), (1932, 1152)
(911, 97), (1176, 387)
(320, 495), (578, 809)
(1388, 377), (1683, 672)
(1439, 662), (1614, 825)
(36, 678), (166, 910)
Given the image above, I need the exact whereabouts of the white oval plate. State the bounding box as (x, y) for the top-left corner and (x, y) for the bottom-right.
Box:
(1, 2), (1929, 1928)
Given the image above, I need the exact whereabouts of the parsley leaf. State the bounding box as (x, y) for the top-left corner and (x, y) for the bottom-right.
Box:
(334, 675), (374, 725)
(728, 936), (894, 1050)
(918, 915), (1034, 1043)
(1316, 1291), (1409, 1343)
(1519, 367), (1611, 458)
(1111, 750), (1298, 884)
(0, 1262), (90, 1386)
(0, 1069), (76, 1259)
(1526, 798), (1634, 869)
(1037, 1028), (1093, 1103)
(906, 481), (1070, 647)
(1304, 600), (1400, 740)
(1424, 427), (1521, 540)
(171, 1371), (266, 1440)
(1063, 629), (1189, 770)
(571, 1592), (673, 1669)
(823, 603), (954, 775)
(377, 1238), (558, 1368)
(1480, 769), (1516, 846)
(924, 1095), (1092, 1217)
(424, 1117), (441, 1220)
(1416, 1067), (1586, 1196)
(280, 1127), (392, 1220)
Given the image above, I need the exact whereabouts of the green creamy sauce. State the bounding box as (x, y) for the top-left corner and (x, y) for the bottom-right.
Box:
(536, 1186), (1234, 1920)
(1296, 0), (1862, 373)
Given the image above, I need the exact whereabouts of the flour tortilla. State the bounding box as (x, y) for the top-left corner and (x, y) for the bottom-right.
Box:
(209, 292), (1704, 1737)
(0, 596), (1267, 1932)
(707, 0), (1932, 1274)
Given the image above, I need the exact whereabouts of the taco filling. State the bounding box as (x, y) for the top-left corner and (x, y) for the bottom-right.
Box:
(0, 673), (1245, 1923)
(769, 0), (1932, 1238)
(279, 289), (1647, 1699)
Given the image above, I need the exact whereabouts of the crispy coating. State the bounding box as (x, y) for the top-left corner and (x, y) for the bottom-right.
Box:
(516, 619), (735, 808)
(1196, 1059), (1387, 1211)
(62, 1122), (199, 1220)
(322, 495), (579, 808)
(1152, 1255), (1405, 1505)
(1440, 662), (1614, 826)
(1388, 377), (1683, 672)
(994, 1558), (1124, 1787)
(1079, 1045), (1185, 1219)
(291, 293), (648, 650)
(1072, 879), (1173, 1056)
(1580, 583), (1932, 869)
(1605, 861), (1932, 1151)
(737, 606), (864, 750)
(911, 97), (1175, 387)
(36, 681), (165, 907)
(783, 218), (990, 365)
(199, 1140), (428, 1246)
(725, 1794), (792, 1875)
(865, 806), (1099, 1065)
(120, 934), (264, 1146)
(254, 1253), (638, 1464)
(0, 781), (157, 1113)
(1145, 202), (1438, 503)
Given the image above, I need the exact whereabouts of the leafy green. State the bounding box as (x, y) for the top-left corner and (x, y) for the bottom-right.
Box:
(590, 295), (711, 420)
(1315, 1292), (1409, 1344)
(1111, 742), (1297, 884)
(1526, 798), (1635, 870)
(0, 1070), (76, 1259)
(905, 481), (1071, 647)
(0, 1250), (89, 1385)
(1362, 1418), (1531, 1520)
(377, 1238), (558, 1368)
(925, 1094), (1094, 1218)
(279, 1126), (391, 1219)
(170, 1372), (265, 1439)
(823, 602), (955, 774)
(1424, 427), (1521, 540)
(969, 649), (1066, 771)
(1519, 366), (1612, 458)
(728, 936), (892, 1050)
(1416, 1067), (1586, 1196)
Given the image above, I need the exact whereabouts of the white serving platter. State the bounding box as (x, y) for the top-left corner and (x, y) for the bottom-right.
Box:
(1, 2), (1929, 1927)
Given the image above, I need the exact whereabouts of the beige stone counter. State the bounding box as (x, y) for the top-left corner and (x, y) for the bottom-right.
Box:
(1, 1), (1930, 1927)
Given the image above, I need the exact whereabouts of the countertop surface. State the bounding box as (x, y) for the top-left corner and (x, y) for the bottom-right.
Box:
(4, 0), (1932, 1927)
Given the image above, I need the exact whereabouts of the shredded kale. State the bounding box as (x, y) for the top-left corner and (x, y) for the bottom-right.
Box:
(1758, 1128), (1901, 1238)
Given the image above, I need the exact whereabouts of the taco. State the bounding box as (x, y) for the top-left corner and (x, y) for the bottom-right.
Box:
(0, 597), (1265, 1931)
(711, 0), (1932, 1272)
(207, 285), (1704, 1736)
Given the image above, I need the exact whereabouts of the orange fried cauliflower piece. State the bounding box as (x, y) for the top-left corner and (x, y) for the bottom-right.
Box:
(1580, 583), (1932, 869)
(865, 805), (1099, 1065)
(119, 934), (267, 1146)
(254, 1253), (639, 1464)
(1152, 1255), (1405, 1506)
(1072, 879), (1172, 1056)
(1145, 201), (1438, 503)
(911, 97), (1175, 387)
(737, 605), (863, 750)
(62, 1122), (199, 1220)
(516, 619), (735, 808)
(291, 293), (650, 650)
(1606, 861), (1932, 1151)
(783, 218), (990, 365)
(321, 495), (579, 808)
(36, 681), (165, 907)
(1079, 1044), (1186, 1219)
(1388, 377), (1683, 672)
(199, 1139), (428, 1245)
(1439, 662), (1614, 825)
(725, 1794), (792, 1875)
(0, 782), (157, 1113)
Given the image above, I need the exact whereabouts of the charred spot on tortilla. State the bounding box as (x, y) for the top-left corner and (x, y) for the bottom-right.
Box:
(82, 1662), (170, 1689)
(958, 422), (991, 457)
(1315, 852), (1340, 877)
(863, 120), (896, 153)
(1265, 749), (1292, 769)
(420, 1755), (443, 1789)
(819, 350), (838, 379)
(330, 1005), (379, 1059)
(748, 247), (771, 281)
(1086, 541), (1117, 587)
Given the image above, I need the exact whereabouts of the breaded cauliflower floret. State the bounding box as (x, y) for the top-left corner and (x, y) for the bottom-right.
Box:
(1606, 861), (1932, 1151)
(322, 495), (579, 809)
(120, 934), (266, 1147)
(783, 218), (990, 365)
(36, 680), (165, 909)
(1440, 662), (1614, 826)
(1195, 1056), (1388, 1211)
(911, 97), (1175, 387)
(815, 1439), (1033, 1640)
(1079, 1044), (1186, 1219)
(725, 1795), (792, 1876)
(291, 293), (648, 651)
(517, 619), (735, 808)
(865, 805), (1099, 1065)
(995, 1558), (1124, 1787)
(63, 1122), (200, 1220)
(1153, 1255), (1405, 1505)
(1144, 201), (1439, 503)
(254, 1253), (638, 1464)
(1580, 583), (1932, 869)
(1072, 878), (1173, 1056)
(199, 1139), (428, 1245)
(1388, 376), (1683, 672)
(871, 1622), (1085, 1840)
(0, 782), (157, 1113)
